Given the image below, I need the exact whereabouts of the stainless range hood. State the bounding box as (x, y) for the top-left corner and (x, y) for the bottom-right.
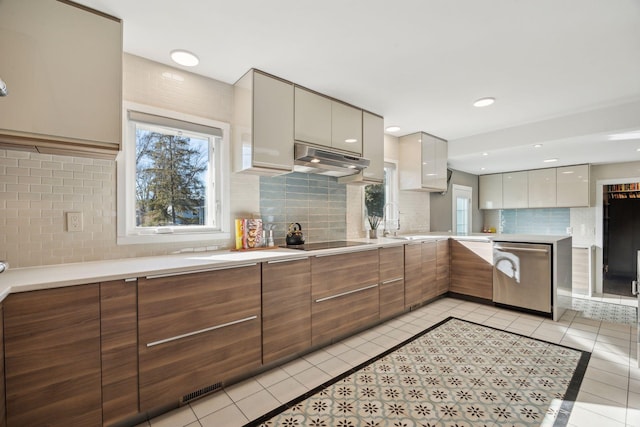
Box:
(294, 142), (370, 177)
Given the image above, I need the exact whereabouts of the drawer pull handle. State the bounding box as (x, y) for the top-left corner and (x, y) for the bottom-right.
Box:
(381, 277), (403, 285)
(146, 315), (258, 348)
(494, 246), (548, 254)
(146, 263), (258, 279)
(267, 257), (308, 264)
(315, 284), (378, 303)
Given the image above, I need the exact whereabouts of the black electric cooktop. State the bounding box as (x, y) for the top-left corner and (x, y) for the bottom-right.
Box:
(282, 240), (372, 251)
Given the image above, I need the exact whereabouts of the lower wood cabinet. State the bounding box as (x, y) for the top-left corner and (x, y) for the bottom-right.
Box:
(404, 242), (423, 308)
(100, 280), (139, 426)
(262, 258), (311, 365)
(436, 239), (450, 295)
(138, 264), (262, 411)
(379, 246), (405, 319)
(421, 241), (437, 301)
(311, 250), (380, 346)
(404, 241), (437, 307)
(4, 285), (102, 427)
(450, 240), (493, 299)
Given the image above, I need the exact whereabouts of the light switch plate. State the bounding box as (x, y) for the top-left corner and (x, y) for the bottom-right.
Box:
(67, 212), (83, 232)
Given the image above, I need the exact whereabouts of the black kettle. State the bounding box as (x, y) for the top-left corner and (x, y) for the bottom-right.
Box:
(286, 223), (305, 245)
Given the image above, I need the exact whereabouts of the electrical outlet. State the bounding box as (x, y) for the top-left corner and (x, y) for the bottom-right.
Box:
(67, 212), (83, 232)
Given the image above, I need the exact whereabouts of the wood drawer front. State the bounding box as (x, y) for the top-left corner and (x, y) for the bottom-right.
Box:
(450, 240), (493, 299)
(138, 265), (261, 344)
(379, 246), (404, 282)
(421, 241), (437, 301)
(436, 239), (450, 295)
(138, 265), (262, 411)
(380, 278), (405, 320)
(312, 285), (379, 347)
(311, 250), (379, 299)
(4, 285), (102, 427)
(101, 280), (138, 426)
(139, 315), (261, 411)
(262, 258), (312, 365)
(404, 243), (423, 308)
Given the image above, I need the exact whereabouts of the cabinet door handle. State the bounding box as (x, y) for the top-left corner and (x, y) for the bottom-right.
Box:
(381, 277), (403, 285)
(146, 315), (258, 348)
(315, 283), (378, 303)
(145, 263), (258, 279)
(266, 257), (308, 264)
(124, 277), (137, 283)
(494, 246), (549, 253)
(314, 248), (377, 258)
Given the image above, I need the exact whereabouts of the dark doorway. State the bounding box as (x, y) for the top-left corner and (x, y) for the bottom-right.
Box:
(603, 184), (640, 297)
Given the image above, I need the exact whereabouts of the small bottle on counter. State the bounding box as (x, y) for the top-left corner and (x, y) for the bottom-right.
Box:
(267, 230), (275, 247)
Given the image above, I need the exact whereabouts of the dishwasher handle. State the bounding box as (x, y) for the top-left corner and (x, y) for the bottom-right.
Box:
(494, 245), (549, 254)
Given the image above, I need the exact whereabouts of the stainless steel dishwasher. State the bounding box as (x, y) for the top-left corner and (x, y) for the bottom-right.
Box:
(493, 241), (552, 313)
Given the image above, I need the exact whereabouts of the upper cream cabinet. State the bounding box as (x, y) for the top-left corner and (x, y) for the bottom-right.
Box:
(331, 101), (363, 153)
(556, 164), (589, 207)
(339, 111), (383, 185)
(0, 0), (122, 158)
(294, 87), (332, 148)
(233, 69), (294, 175)
(479, 174), (503, 209)
(528, 168), (556, 207)
(479, 164), (590, 209)
(294, 86), (362, 155)
(502, 171), (528, 208)
(398, 132), (448, 192)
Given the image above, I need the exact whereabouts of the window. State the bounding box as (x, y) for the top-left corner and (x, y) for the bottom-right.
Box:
(364, 162), (399, 231)
(451, 184), (472, 234)
(117, 103), (230, 244)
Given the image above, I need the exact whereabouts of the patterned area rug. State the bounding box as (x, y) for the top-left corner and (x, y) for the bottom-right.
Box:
(246, 317), (590, 427)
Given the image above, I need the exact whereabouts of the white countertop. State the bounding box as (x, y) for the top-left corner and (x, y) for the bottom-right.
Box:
(0, 233), (571, 301)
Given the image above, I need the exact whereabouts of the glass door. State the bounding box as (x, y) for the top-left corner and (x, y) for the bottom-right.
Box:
(452, 184), (472, 234)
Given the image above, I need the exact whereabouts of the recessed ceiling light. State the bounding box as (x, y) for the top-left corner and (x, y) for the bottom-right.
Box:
(170, 49), (199, 67)
(480, 167), (486, 171)
(385, 126), (401, 133)
(534, 144), (543, 148)
(543, 158), (558, 163)
(344, 138), (358, 143)
(482, 152), (489, 156)
(473, 97), (495, 107)
(636, 148), (640, 152)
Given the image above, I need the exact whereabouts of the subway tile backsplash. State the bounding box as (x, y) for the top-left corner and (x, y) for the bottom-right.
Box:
(260, 172), (347, 245)
(500, 207), (570, 234)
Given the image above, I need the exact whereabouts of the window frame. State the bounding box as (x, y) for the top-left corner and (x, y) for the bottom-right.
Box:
(117, 102), (231, 245)
(363, 161), (399, 231)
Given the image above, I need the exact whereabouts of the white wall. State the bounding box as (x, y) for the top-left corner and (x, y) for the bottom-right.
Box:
(0, 54), (258, 268)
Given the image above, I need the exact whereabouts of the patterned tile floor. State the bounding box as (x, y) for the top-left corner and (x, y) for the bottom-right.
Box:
(250, 318), (590, 427)
(572, 297), (637, 326)
(141, 298), (640, 427)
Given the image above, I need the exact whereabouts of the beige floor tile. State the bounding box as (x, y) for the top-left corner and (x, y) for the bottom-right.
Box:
(199, 404), (248, 427)
(280, 357), (314, 376)
(573, 391), (627, 424)
(303, 349), (334, 366)
(267, 376), (307, 404)
(225, 378), (264, 403)
(316, 356), (352, 377)
(149, 405), (198, 427)
(190, 391), (234, 419)
(568, 404), (626, 427)
(255, 366), (291, 389)
(293, 365), (332, 389)
(236, 389), (281, 422)
(584, 366), (630, 390)
(580, 378), (629, 406)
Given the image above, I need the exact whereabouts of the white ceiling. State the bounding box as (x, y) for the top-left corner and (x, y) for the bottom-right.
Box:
(76, 0), (640, 175)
